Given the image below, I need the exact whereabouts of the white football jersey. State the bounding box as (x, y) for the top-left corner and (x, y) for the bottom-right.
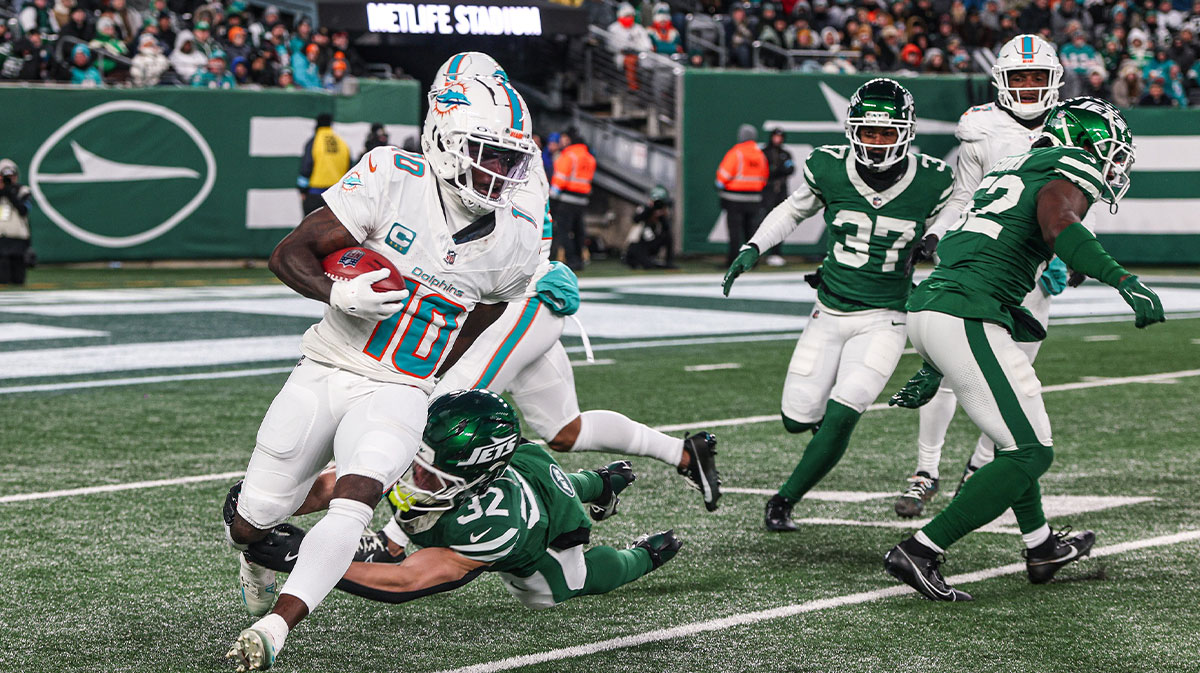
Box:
(301, 146), (546, 391)
(928, 103), (1042, 239)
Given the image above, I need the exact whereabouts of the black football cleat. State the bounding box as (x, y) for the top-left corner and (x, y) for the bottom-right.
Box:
(1024, 527), (1096, 584)
(223, 479), (243, 529)
(589, 460), (636, 522)
(678, 431), (721, 511)
(630, 529), (683, 570)
(354, 530), (405, 564)
(764, 494), (798, 532)
(884, 541), (973, 602)
(894, 471), (939, 518)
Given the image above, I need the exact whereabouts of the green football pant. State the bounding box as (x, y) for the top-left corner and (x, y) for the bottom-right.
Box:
(496, 544), (652, 610)
(778, 399), (862, 501)
(908, 311), (1054, 549)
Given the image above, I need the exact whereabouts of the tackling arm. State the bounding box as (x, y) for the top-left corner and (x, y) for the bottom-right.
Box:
(337, 547), (489, 604)
(267, 206), (359, 303)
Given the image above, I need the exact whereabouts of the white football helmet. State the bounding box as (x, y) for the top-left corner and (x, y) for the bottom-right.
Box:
(421, 75), (537, 213)
(992, 34), (1064, 120)
(430, 52), (509, 101)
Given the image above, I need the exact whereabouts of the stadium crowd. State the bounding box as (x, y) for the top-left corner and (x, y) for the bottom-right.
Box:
(0, 0), (368, 89)
(603, 0), (1200, 105)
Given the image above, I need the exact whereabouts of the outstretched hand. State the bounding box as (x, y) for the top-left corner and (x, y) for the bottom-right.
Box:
(722, 244), (759, 297)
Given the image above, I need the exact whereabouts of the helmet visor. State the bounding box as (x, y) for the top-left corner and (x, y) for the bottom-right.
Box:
(450, 130), (534, 207)
(390, 446), (472, 513)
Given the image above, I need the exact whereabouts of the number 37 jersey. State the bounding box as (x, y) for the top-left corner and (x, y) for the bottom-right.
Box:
(302, 146), (545, 391)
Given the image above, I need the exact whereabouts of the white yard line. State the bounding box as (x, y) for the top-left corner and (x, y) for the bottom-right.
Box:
(429, 530), (1200, 673)
(0, 366), (295, 395)
(684, 363), (742, 372)
(2, 364), (1200, 501)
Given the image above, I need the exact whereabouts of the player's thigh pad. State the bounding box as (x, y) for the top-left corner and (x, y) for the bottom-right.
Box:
(333, 383), (428, 487)
(781, 304), (849, 423)
(830, 309), (907, 412)
(509, 341), (581, 440)
(241, 359), (360, 529)
(434, 299), (561, 397)
(496, 545), (586, 610)
(911, 311), (1051, 451)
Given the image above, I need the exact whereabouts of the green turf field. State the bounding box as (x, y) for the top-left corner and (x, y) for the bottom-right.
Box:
(1, 270), (1198, 673)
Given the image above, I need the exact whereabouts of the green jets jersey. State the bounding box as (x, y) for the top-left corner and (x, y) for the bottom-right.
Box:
(805, 145), (954, 312)
(400, 443), (591, 574)
(907, 146), (1106, 338)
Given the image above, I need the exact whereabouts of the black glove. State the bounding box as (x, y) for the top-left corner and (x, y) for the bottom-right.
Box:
(245, 523), (307, 573)
(803, 266), (822, 289)
(23, 247), (36, 268)
(1067, 270), (1086, 288)
(904, 234), (938, 276)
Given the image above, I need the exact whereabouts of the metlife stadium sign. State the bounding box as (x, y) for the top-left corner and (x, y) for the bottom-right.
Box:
(367, 2), (542, 35)
(319, 0), (588, 36)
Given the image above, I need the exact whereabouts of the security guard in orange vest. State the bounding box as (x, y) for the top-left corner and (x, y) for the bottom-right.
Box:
(550, 128), (596, 270)
(716, 124), (768, 266)
(298, 113), (351, 215)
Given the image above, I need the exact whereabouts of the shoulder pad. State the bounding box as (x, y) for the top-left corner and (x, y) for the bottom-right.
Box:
(955, 104), (997, 142)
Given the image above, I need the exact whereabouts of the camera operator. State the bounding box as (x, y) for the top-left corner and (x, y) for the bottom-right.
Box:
(0, 159), (35, 285)
(624, 185), (677, 270)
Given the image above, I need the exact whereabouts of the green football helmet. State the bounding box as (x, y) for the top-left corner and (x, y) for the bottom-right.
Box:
(1040, 96), (1135, 210)
(389, 389), (520, 515)
(845, 78), (916, 171)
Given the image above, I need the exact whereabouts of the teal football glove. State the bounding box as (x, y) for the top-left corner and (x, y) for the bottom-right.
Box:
(536, 261), (581, 316)
(1038, 257), (1069, 296)
(722, 244), (759, 297)
(888, 363), (944, 408)
(1117, 275), (1165, 328)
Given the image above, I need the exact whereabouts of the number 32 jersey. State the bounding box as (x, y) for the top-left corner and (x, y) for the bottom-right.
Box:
(749, 145), (954, 312)
(907, 145), (1106, 333)
(302, 146), (545, 391)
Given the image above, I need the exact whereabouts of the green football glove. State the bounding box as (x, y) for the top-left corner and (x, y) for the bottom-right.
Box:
(1117, 275), (1165, 328)
(888, 363), (944, 408)
(722, 244), (759, 297)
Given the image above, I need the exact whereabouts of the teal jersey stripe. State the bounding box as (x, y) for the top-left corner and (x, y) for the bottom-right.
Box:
(512, 205), (536, 227)
(542, 203), (553, 239)
(471, 298), (541, 389)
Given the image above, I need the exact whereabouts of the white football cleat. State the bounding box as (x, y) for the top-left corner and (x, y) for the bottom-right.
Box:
(226, 627), (278, 672)
(238, 553), (277, 617)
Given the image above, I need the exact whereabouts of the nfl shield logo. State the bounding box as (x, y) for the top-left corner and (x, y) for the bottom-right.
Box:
(445, 250), (457, 264)
(872, 196), (883, 207)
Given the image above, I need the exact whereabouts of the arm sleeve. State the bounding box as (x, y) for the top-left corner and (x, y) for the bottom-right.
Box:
(927, 140), (987, 239)
(1053, 222), (1128, 287)
(320, 147), (395, 242)
(334, 568), (485, 604)
(747, 164), (824, 252)
(924, 168), (956, 228)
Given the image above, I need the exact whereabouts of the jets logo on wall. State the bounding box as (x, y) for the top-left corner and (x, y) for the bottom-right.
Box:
(29, 100), (216, 248)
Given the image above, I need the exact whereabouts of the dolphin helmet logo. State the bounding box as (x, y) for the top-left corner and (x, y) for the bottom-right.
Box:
(433, 83), (472, 117)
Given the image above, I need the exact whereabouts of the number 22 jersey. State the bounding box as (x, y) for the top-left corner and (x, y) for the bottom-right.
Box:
(302, 146), (546, 391)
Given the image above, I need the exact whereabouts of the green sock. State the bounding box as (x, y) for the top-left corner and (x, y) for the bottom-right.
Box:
(568, 471), (604, 502)
(778, 400), (861, 501)
(922, 443), (1053, 549)
(578, 546), (654, 596)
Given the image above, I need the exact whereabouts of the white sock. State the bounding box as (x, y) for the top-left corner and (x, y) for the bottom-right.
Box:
(571, 410), (684, 467)
(969, 434), (996, 469)
(251, 613), (289, 653)
(381, 518), (410, 548)
(915, 387), (957, 479)
(1023, 523), (1051, 549)
(914, 530), (945, 554)
(278, 498), (374, 612)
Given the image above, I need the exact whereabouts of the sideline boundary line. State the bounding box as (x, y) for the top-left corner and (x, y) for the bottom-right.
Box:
(430, 530), (1200, 673)
(2, 368), (1198, 504)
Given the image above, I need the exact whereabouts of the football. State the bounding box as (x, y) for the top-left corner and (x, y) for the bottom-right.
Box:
(322, 247), (408, 292)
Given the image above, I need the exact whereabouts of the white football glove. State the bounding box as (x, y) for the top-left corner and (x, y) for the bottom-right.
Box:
(328, 268), (410, 322)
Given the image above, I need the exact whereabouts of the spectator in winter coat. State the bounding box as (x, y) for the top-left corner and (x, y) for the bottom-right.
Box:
(68, 44), (102, 86)
(649, 4), (683, 55)
(608, 2), (653, 86)
(191, 49), (235, 88)
(331, 31), (365, 76)
(109, 0), (142, 46)
(19, 0), (58, 38)
(1143, 49), (1176, 85)
(224, 26), (253, 63)
(59, 6), (94, 44)
(1110, 64), (1143, 107)
(1138, 77), (1176, 106)
(169, 30), (206, 81)
(1165, 64), (1189, 106)
(290, 42), (322, 89)
(89, 17), (129, 75)
(1018, 0), (1051, 34)
(1060, 31), (1104, 77)
(1050, 0), (1091, 41)
(130, 32), (169, 86)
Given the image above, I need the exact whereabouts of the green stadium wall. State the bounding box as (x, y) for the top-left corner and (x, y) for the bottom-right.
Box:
(680, 71), (1200, 265)
(0, 80), (421, 263)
